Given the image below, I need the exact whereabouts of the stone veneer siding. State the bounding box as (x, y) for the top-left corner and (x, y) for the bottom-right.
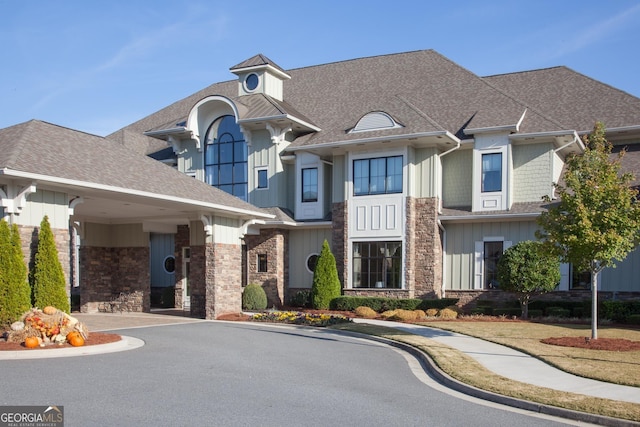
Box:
(173, 225), (190, 308)
(79, 246), (150, 313)
(244, 229), (288, 307)
(406, 197), (442, 299)
(190, 242), (242, 319)
(331, 201), (348, 288)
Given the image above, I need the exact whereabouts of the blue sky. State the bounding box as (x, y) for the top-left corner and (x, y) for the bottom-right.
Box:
(1, 0), (639, 136)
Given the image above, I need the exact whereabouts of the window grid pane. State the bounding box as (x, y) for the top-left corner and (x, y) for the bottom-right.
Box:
(204, 115), (248, 201)
(353, 156), (402, 196)
(352, 241), (402, 288)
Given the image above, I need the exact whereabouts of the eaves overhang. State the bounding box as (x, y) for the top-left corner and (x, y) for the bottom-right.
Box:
(285, 130), (460, 153)
(144, 127), (191, 139)
(238, 114), (321, 133)
(463, 110), (527, 136)
(0, 168), (274, 220)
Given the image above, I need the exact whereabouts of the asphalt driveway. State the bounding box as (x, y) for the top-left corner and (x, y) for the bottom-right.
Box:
(0, 319), (580, 426)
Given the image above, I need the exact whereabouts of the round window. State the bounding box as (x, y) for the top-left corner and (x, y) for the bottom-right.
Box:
(163, 255), (176, 274)
(306, 254), (319, 274)
(245, 73), (259, 91)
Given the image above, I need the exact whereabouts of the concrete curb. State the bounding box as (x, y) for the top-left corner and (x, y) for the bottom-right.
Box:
(334, 329), (640, 427)
(0, 335), (144, 360)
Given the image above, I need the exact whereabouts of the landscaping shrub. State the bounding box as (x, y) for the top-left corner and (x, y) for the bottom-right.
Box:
(30, 216), (70, 313)
(627, 314), (640, 325)
(414, 309), (427, 320)
(546, 306), (571, 318)
(354, 306), (377, 318)
(311, 240), (341, 309)
(380, 310), (397, 319)
(602, 300), (640, 323)
(0, 221), (31, 326)
(437, 307), (458, 319)
(493, 308), (521, 317)
(290, 290), (312, 308)
(242, 283), (268, 310)
(425, 308), (439, 317)
(527, 309), (544, 318)
(330, 296), (459, 312)
(386, 309), (419, 321)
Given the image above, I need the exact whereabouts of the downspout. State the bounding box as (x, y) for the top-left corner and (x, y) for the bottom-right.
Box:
(551, 132), (581, 199)
(438, 220), (446, 298)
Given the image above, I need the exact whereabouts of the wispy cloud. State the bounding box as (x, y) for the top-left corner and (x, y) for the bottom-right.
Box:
(541, 4), (640, 61)
(31, 12), (230, 114)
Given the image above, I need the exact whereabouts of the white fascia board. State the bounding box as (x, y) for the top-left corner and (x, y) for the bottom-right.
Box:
(464, 123), (520, 136)
(0, 168), (274, 220)
(602, 125), (640, 134)
(143, 127), (190, 138)
(238, 115), (321, 132)
(285, 130), (460, 152)
(261, 220), (333, 228)
(232, 64), (291, 80)
(439, 212), (540, 222)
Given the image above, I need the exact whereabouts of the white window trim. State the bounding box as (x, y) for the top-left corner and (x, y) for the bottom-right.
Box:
(256, 167), (268, 190)
(473, 237), (511, 290)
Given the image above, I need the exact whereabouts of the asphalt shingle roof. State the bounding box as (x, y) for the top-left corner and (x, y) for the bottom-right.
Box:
(115, 50), (640, 152)
(0, 120), (270, 217)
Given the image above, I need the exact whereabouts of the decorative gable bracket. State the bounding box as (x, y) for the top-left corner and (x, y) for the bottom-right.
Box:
(266, 124), (292, 145)
(0, 183), (36, 215)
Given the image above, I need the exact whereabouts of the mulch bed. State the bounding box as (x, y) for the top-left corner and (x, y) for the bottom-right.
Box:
(0, 332), (121, 351)
(541, 336), (640, 351)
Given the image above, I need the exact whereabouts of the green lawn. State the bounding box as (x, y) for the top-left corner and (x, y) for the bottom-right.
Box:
(333, 321), (640, 422)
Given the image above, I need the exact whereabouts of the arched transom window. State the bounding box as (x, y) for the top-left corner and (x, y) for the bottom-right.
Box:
(204, 115), (248, 201)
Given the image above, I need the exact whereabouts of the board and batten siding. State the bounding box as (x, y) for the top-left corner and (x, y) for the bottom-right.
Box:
(442, 149), (472, 208)
(444, 220), (538, 290)
(410, 147), (438, 198)
(601, 246), (640, 292)
(250, 130), (289, 209)
(18, 190), (68, 229)
(512, 143), (553, 203)
(332, 155), (346, 203)
(212, 216), (242, 245)
(288, 228), (333, 288)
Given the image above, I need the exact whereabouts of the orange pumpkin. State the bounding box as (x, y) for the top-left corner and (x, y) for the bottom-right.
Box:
(68, 334), (85, 347)
(24, 336), (39, 349)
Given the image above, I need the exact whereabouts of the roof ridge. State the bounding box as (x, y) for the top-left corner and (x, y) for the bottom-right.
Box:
(483, 66), (567, 79)
(285, 49), (436, 73)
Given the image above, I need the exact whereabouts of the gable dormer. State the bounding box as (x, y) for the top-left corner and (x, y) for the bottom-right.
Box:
(230, 54), (291, 101)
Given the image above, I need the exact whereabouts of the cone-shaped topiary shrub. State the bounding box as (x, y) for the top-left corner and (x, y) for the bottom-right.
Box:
(242, 283), (268, 310)
(0, 221), (31, 326)
(30, 216), (70, 313)
(311, 240), (341, 309)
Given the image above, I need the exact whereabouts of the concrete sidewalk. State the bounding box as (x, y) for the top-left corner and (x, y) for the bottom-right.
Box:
(352, 318), (640, 405)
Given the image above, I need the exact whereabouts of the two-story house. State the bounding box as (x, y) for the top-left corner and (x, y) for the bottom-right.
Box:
(1, 50), (639, 318)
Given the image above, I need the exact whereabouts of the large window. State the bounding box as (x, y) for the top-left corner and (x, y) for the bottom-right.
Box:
(570, 266), (591, 290)
(352, 241), (402, 288)
(353, 156), (403, 196)
(302, 168), (318, 202)
(483, 241), (503, 289)
(204, 115), (248, 201)
(481, 153), (502, 193)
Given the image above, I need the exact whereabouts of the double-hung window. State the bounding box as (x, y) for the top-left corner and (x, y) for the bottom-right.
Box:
(302, 168), (318, 202)
(481, 153), (502, 193)
(353, 156), (402, 196)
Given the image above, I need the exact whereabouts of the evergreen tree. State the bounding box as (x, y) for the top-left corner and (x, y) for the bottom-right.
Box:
(311, 240), (341, 309)
(0, 221), (31, 325)
(537, 122), (640, 339)
(31, 216), (70, 313)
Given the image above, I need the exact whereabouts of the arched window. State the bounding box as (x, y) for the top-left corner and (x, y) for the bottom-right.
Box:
(204, 115), (248, 201)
